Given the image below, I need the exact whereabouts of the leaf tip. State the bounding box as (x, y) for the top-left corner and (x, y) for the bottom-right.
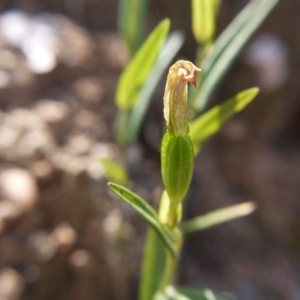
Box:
(251, 86), (260, 96)
(162, 18), (171, 28)
(240, 201), (257, 216)
(107, 182), (116, 190)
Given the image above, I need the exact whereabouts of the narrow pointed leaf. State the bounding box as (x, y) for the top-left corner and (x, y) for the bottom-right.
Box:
(191, 0), (220, 45)
(108, 182), (176, 257)
(181, 201), (256, 234)
(116, 19), (170, 110)
(128, 31), (185, 142)
(118, 0), (149, 56)
(189, 87), (259, 154)
(193, 0), (278, 111)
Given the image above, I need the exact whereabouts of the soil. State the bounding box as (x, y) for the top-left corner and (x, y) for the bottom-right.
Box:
(0, 1), (299, 300)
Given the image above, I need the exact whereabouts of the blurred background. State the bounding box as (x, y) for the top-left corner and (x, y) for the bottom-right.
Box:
(0, 0), (299, 299)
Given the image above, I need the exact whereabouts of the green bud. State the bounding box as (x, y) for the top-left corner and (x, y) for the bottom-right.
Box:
(161, 60), (199, 228)
(161, 132), (194, 226)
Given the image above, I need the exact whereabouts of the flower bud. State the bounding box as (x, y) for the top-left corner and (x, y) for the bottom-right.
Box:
(163, 60), (200, 137)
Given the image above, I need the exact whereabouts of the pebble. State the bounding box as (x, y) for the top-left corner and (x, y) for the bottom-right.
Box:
(0, 268), (25, 300)
(73, 77), (105, 104)
(69, 249), (91, 268)
(51, 222), (77, 249)
(0, 201), (22, 232)
(67, 133), (94, 155)
(30, 160), (55, 182)
(27, 231), (57, 262)
(0, 168), (39, 210)
(34, 100), (70, 124)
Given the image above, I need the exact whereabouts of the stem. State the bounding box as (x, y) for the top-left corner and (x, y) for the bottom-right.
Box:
(196, 40), (212, 67)
(158, 229), (182, 291)
(139, 193), (183, 300)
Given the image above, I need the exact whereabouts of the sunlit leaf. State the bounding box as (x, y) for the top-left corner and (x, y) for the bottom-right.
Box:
(116, 19), (170, 110)
(181, 201), (256, 234)
(128, 31), (185, 142)
(191, 0), (220, 45)
(100, 158), (128, 185)
(192, 0), (278, 111)
(108, 182), (177, 257)
(118, 0), (149, 56)
(189, 87), (259, 154)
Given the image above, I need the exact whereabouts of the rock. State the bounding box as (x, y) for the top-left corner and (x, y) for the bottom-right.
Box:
(0, 11), (30, 47)
(0, 109), (55, 162)
(96, 33), (128, 70)
(0, 168), (39, 210)
(17, 129), (54, 160)
(0, 200), (22, 220)
(21, 16), (59, 74)
(30, 160), (55, 182)
(51, 222), (77, 249)
(66, 133), (94, 155)
(69, 249), (91, 268)
(0, 122), (22, 150)
(56, 16), (94, 67)
(0, 267), (25, 300)
(9, 108), (46, 130)
(0, 201), (22, 232)
(73, 77), (105, 104)
(74, 109), (98, 130)
(27, 231), (57, 262)
(74, 109), (109, 140)
(49, 148), (88, 175)
(5, 109), (55, 160)
(34, 100), (70, 124)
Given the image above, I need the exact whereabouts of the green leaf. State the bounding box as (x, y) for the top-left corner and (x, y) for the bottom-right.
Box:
(128, 31), (185, 142)
(192, 0), (278, 111)
(155, 286), (233, 300)
(189, 87), (259, 154)
(139, 228), (166, 300)
(116, 19), (170, 110)
(100, 158), (128, 185)
(108, 182), (177, 257)
(181, 201), (256, 234)
(118, 0), (149, 56)
(191, 0), (220, 45)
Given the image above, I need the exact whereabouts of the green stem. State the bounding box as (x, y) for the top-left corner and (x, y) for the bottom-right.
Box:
(196, 40), (212, 67)
(139, 193), (183, 300)
(158, 228), (182, 292)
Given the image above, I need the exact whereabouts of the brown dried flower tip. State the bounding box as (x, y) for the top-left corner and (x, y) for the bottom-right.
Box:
(163, 60), (200, 137)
